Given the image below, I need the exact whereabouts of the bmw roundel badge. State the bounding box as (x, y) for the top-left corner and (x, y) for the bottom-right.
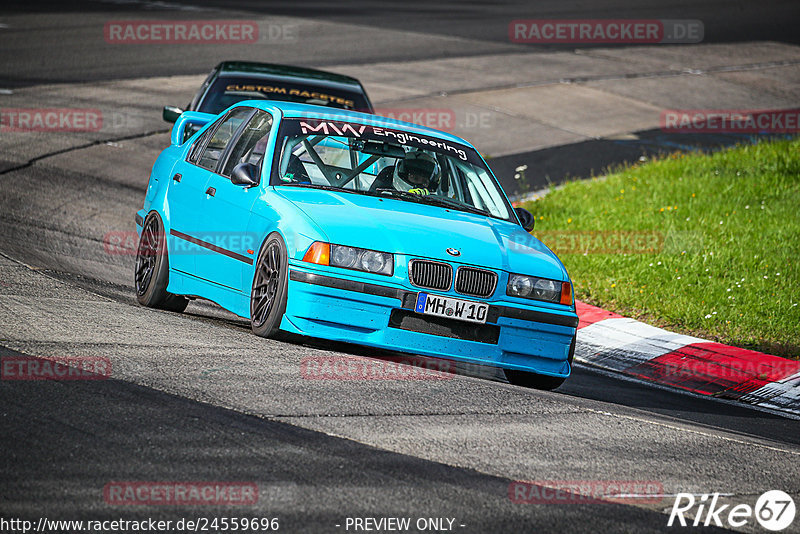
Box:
(446, 248), (460, 257)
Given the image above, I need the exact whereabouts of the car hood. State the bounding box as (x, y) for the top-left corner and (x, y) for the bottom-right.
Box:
(275, 187), (568, 280)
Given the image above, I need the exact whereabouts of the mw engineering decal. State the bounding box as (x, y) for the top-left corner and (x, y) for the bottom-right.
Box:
(297, 120), (470, 161)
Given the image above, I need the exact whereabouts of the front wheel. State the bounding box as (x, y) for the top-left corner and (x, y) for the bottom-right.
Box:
(250, 233), (288, 338)
(134, 212), (189, 313)
(505, 334), (576, 390)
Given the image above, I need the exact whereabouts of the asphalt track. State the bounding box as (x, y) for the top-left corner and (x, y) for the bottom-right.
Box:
(1, 1), (799, 533)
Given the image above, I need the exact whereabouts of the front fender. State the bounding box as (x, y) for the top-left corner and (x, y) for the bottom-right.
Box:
(247, 188), (330, 263)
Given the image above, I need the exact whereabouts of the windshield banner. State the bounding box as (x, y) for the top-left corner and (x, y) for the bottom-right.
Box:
(287, 118), (475, 163)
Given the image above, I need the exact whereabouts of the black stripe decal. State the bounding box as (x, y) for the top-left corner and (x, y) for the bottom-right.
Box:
(169, 229), (254, 265)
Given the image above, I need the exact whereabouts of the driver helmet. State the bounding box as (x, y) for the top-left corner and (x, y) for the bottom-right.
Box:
(393, 150), (440, 193)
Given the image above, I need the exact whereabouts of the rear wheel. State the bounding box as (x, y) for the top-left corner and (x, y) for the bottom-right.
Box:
(134, 212), (189, 313)
(250, 233), (288, 338)
(505, 334), (576, 390)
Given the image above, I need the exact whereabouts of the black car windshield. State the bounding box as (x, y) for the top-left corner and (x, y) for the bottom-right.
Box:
(198, 76), (371, 114)
(269, 118), (515, 222)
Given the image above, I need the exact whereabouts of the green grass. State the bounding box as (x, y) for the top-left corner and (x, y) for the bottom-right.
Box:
(523, 137), (800, 358)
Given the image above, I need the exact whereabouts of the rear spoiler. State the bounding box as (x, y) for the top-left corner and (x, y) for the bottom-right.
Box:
(171, 111), (215, 145)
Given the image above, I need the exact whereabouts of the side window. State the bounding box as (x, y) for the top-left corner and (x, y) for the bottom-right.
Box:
(188, 117), (223, 164)
(221, 110), (273, 177)
(196, 108), (252, 171)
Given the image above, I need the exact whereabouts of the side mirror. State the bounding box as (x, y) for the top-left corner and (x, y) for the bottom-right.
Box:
(515, 207), (535, 232)
(163, 105), (184, 123)
(231, 162), (260, 187)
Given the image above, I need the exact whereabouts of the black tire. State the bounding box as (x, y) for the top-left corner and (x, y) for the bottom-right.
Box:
(250, 233), (288, 338)
(134, 212), (189, 313)
(505, 334), (576, 390)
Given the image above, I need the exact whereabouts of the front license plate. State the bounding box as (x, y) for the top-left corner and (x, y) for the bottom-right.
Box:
(414, 292), (489, 324)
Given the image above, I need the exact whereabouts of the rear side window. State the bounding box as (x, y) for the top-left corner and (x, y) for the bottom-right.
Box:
(188, 117), (222, 164)
(196, 108), (252, 171)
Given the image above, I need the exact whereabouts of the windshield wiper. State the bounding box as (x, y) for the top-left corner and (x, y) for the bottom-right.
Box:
(373, 188), (427, 203)
(279, 183), (338, 191)
(375, 189), (491, 217)
(282, 185), (494, 218)
(278, 183), (376, 198)
(419, 195), (492, 217)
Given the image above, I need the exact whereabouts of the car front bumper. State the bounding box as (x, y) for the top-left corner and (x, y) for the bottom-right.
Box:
(282, 264), (578, 378)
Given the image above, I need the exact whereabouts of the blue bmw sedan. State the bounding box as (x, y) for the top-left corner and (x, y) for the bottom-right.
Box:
(135, 101), (578, 389)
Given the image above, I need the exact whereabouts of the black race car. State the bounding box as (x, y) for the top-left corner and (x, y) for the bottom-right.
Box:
(163, 61), (374, 139)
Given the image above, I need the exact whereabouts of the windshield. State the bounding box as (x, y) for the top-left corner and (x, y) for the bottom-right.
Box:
(269, 118), (515, 222)
(198, 76), (371, 115)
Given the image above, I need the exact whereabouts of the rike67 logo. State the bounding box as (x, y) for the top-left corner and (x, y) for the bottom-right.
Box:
(668, 490), (795, 531)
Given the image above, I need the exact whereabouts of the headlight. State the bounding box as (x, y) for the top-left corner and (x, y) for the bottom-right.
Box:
(507, 273), (572, 305)
(509, 275), (532, 296)
(331, 245), (359, 267)
(360, 250), (390, 273)
(332, 245), (393, 275)
(303, 242), (394, 276)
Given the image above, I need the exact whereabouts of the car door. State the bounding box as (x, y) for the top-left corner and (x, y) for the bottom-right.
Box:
(163, 116), (226, 276)
(167, 107), (253, 285)
(195, 108), (273, 292)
